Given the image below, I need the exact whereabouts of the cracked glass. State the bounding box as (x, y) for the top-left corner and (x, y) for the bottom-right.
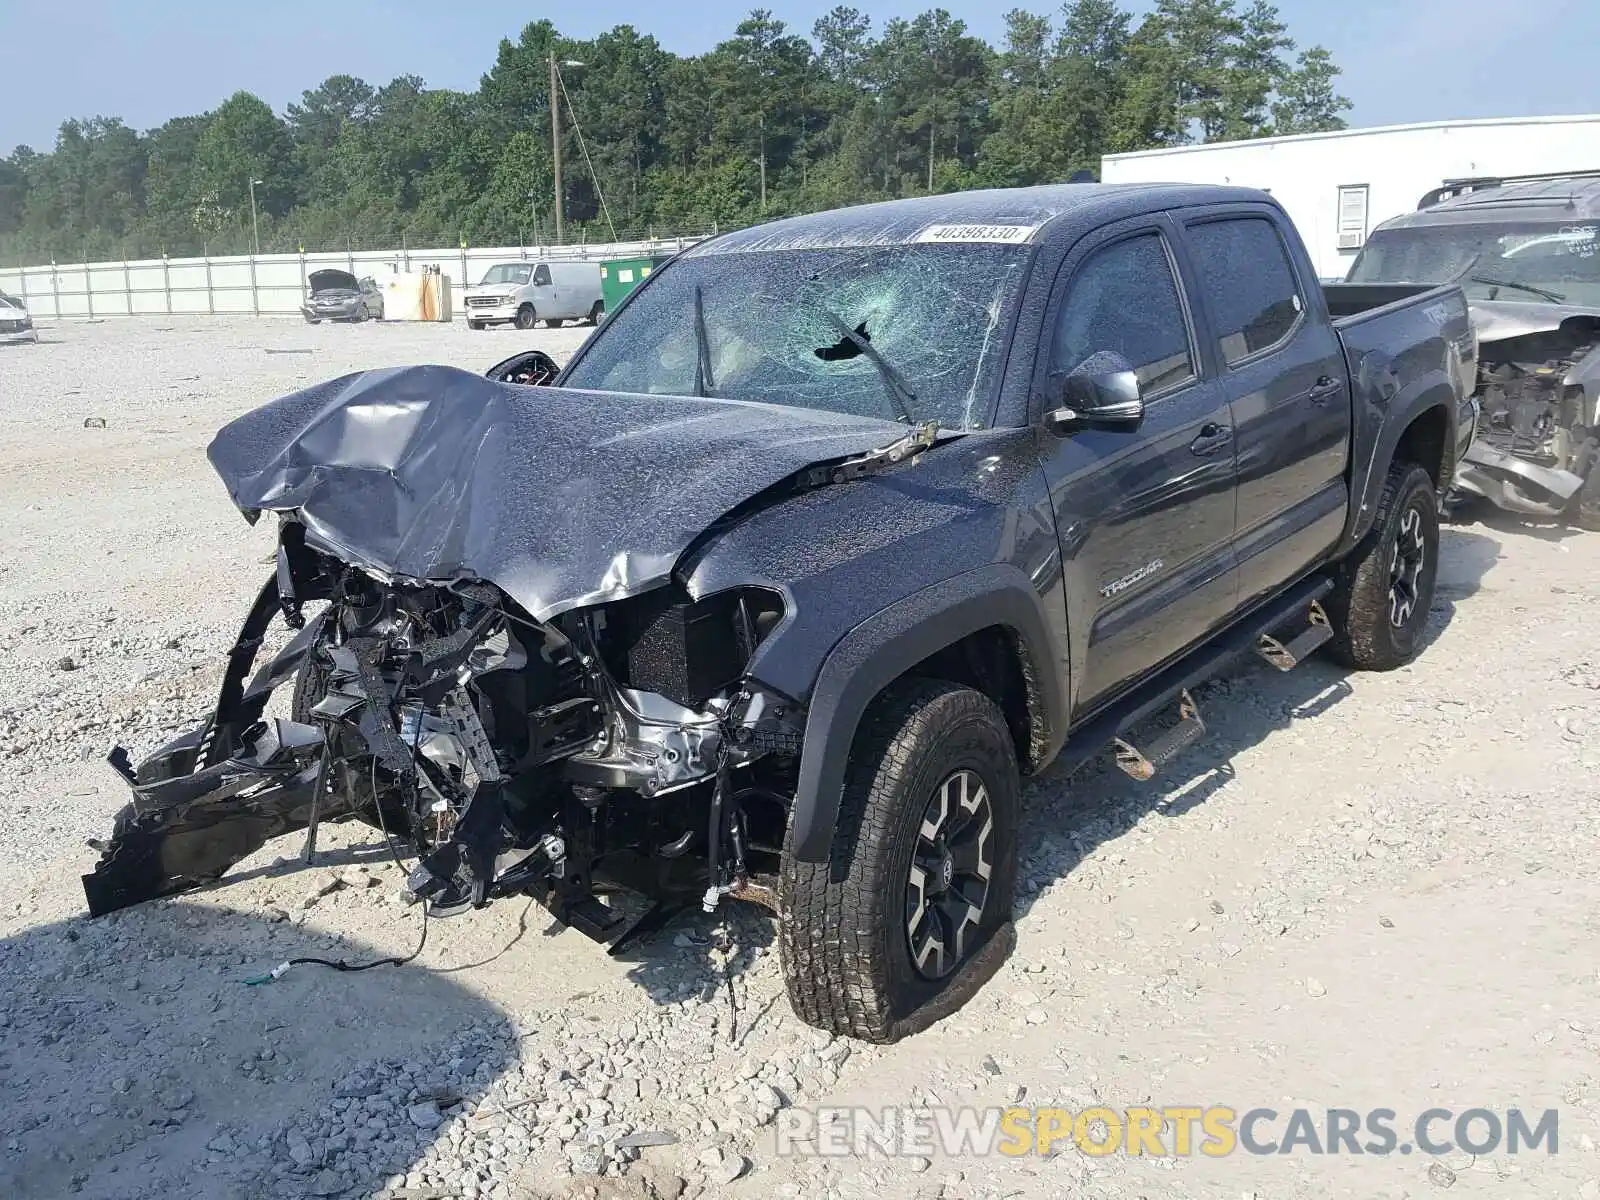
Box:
(561, 244), (1032, 429)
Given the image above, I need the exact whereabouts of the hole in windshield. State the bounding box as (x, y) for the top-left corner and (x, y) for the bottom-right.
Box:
(815, 322), (871, 362)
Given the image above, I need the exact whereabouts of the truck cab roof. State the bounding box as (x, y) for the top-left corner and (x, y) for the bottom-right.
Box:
(685, 183), (1277, 255)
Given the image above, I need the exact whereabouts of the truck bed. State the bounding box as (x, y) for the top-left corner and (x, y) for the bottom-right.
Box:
(1325, 280), (1475, 550)
(1322, 281), (1444, 324)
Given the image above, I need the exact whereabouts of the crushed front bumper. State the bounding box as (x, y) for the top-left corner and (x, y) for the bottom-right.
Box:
(80, 573), (359, 916)
(83, 718), (335, 916)
(1454, 437), (1589, 518)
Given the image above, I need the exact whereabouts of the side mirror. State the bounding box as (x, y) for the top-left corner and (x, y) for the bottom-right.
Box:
(486, 350), (560, 387)
(1044, 356), (1144, 435)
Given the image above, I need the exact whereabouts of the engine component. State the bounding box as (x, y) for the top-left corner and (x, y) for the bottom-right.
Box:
(1455, 319), (1600, 516)
(81, 540), (800, 948)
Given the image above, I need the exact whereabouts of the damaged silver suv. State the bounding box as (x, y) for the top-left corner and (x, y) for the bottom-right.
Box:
(85, 184), (1467, 1041)
(1348, 170), (1600, 529)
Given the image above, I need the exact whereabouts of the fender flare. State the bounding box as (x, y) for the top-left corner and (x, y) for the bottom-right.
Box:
(1339, 361), (1458, 555)
(785, 564), (1067, 864)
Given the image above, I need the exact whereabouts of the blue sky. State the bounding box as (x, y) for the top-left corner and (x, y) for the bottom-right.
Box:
(2, 0), (1595, 153)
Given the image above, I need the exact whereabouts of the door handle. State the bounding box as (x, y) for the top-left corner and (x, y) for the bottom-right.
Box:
(1308, 375), (1343, 403)
(1190, 422), (1233, 456)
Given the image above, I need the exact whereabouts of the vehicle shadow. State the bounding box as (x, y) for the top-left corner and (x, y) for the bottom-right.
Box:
(1012, 526), (1506, 922)
(611, 527), (1511, 1005)
(0, 900), (520, 1200)
(610, 892), (780, 1024)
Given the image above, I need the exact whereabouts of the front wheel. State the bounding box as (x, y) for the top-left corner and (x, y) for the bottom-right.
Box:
(514, 305), (537, 330)
(779, 679), (1018, 1043)
(1325, 460), (1440, 670)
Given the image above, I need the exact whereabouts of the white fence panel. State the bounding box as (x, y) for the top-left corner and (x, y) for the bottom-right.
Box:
(128, 262), (167, 315)
(0, 235), (705, 323)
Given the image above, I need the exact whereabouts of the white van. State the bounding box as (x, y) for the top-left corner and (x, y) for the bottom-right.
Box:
(463, 260), (604, 330)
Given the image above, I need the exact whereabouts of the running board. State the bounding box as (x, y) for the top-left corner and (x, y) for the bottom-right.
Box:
(1256, 600), (1332, 671)
(1055, 573), (1336, 781)
(1113, 689), (1205, 780)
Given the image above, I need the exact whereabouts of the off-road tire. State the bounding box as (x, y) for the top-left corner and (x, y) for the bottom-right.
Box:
(1325, 460), (1440, 670)
(778, 678), (1019, 1043)
(514, 305), (537, 330)
(290, 652), (327, 727)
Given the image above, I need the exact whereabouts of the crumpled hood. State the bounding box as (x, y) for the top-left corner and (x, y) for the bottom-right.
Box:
(207, 365), (912, 620)
(1470, 298), (1600, 343)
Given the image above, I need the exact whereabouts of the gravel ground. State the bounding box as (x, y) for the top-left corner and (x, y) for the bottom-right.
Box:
(2, 317), (1599, 1200)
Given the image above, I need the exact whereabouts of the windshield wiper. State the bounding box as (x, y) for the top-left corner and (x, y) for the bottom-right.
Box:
(1465, 275), (1567, 303)
(693, 283), (715, 397)
(815, 308), (918, 425)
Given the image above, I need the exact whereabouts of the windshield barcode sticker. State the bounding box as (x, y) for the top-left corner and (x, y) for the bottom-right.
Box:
(914, 223), (1039, 244)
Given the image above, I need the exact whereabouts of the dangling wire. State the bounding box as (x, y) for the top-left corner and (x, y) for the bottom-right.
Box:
(556, 63), (618, 241)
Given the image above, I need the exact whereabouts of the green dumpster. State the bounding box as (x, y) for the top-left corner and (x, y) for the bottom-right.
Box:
(599, 255), (672, 316)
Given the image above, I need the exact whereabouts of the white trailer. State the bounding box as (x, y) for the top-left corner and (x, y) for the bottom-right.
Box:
(1101, 114), (1600, 279)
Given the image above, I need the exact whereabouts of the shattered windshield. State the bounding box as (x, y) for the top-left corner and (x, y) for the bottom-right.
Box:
(1348, 221), (1600, 305)
(480, 264), (533, 286)
(560, 243), (1030, 429)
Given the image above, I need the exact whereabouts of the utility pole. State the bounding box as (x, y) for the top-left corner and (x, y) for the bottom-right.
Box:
(758, 112), (767, 211)
(248, 178), (264, 255)
(550, 53), (564, 243)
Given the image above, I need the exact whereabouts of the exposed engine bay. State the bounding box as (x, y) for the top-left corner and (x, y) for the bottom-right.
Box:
(79, 363), (939, 946)
(1455, 312), (1600, 522)
(83, 526), (802, 944)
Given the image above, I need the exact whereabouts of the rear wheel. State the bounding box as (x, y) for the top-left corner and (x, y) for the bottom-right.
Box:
(778, 678), (1018, 1043)
(1325, 460), (1440, 670)
(514, 305), (537, 330)
(588, 301), (605, 325)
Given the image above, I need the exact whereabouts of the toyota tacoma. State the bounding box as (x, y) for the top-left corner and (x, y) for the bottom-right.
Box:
(84, 184), (1470, 1042)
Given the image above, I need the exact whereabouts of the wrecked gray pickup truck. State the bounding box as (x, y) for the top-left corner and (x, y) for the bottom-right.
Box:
(85, 183), (1468, 1042)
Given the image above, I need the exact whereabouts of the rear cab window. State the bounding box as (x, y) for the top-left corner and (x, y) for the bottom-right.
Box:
(1185, 216), (1305, 365)
(1049, 231), (1196, 395)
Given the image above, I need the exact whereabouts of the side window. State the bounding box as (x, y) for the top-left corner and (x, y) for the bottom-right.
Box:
(1186, 218), (1303, 365)
(1050, 232), (1194, 394)
(532, 264), (552, 287)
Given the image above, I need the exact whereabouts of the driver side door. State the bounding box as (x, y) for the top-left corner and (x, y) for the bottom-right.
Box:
(1036, 216), (1240, 713)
